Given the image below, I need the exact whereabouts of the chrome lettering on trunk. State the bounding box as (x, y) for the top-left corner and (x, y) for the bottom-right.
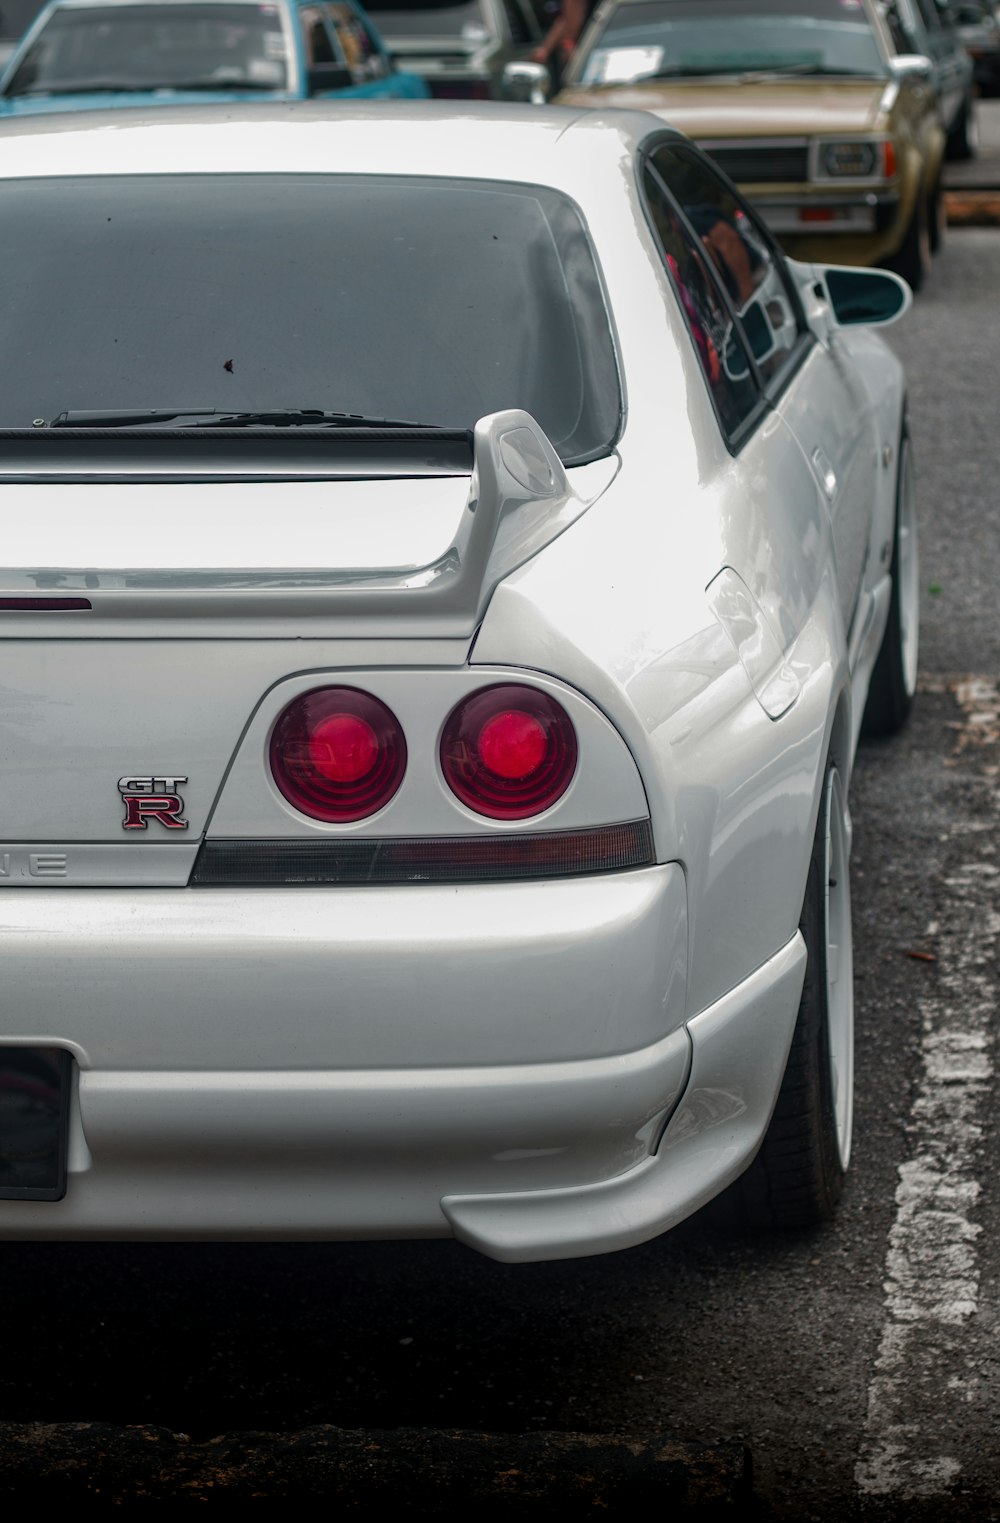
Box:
(0, 851), (67, 878)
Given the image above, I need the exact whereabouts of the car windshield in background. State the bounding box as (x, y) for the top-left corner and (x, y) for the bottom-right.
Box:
(0, 0), (46, 40)
(361, 0), (489, 41)
(2, 2), (291, 96)
(0, 174), (620, 463)
(579, 0), (886, 86)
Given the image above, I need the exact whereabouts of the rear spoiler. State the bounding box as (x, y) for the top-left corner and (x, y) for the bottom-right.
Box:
(0, 412), (604, 637)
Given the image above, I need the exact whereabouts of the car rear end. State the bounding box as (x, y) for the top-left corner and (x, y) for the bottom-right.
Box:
(0, 123), (708, 1260)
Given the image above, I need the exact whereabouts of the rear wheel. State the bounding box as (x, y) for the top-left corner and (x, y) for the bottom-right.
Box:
(928, 176), (946, 255)
(862, 430), (919, 738)
(947, 94), (979, 161)
(887, 190), (931, 292)
(719, 764), (854, 1228)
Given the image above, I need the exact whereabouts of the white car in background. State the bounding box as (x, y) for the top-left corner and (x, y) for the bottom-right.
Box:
(0, 104), (917, 1260)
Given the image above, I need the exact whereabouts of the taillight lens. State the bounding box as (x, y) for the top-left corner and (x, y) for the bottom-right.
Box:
(270, 687), (406, 822)
(440, 685), (577, 819)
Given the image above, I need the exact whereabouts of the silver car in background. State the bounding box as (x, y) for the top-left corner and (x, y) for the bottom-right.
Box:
(364, 0), (541, 96)
(880, 0), (977, 155)
(954, 0), (1000, 94)
(0, 104), (916, 1261)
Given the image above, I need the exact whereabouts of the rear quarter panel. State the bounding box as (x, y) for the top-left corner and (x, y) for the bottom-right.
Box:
(472, 143), (856, 1018)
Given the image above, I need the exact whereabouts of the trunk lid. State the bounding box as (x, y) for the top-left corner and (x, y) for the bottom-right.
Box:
(0, 416), (615, 857)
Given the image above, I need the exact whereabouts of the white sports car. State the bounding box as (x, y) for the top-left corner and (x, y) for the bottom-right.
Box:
(0, 103), (917, 1260)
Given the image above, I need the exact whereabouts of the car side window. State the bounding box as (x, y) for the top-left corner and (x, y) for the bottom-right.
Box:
(325, 1), (389, 78)
(642, 164), (761, 443)
(885, 0), (925, 45)
(651, 143), (805, 394)
(913, 0), (943, 29)
(500, 0), (535, 44)
(879, 0), (914, 50)
(300, 4), (337, 63)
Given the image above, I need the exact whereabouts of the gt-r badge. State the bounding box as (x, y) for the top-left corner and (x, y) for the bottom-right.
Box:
(118, 776), (189, 831)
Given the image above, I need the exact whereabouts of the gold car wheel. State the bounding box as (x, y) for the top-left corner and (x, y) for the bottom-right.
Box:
(887, 191), (931, 294)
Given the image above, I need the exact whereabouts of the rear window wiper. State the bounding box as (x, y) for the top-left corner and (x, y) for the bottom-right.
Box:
(196, 409), (449, 429)
(46, 408), (450, 429)
(48, 408), (224, 427)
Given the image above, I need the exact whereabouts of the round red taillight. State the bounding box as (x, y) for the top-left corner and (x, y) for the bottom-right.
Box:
(270, 688), (406, 822)
(440, 685), (577, 819)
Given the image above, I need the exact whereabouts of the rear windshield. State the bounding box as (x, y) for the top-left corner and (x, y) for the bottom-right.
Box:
(2, 2), (291, 96)
(0, 174), (620, 463)
(0, 0), (46, 42)
(362, 0), (489, 39)
(577, 0), (886, 84)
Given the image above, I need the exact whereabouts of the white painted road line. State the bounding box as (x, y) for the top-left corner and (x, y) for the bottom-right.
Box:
(855, 677), (1000, 1500)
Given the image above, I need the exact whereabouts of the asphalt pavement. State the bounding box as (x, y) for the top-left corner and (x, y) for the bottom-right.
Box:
(3, 112), (1000, 1522)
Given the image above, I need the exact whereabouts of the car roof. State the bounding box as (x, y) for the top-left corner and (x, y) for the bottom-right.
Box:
(0, 101), (680, 184)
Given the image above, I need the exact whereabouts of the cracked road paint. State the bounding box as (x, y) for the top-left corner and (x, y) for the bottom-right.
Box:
(856, 676), (1000, 1499)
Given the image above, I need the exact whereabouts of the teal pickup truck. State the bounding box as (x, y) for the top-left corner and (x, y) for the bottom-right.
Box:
(0, 0), (429, 114)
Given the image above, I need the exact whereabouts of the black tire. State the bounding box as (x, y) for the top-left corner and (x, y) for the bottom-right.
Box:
(886, 190), (930, 293)
(862, 429), (919, 738)
(928, 176), (946, 256)
(715, 766), (853, 1229)
(946, 94), (978, 161)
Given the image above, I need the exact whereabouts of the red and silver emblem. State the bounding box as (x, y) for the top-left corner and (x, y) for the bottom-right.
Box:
(118, 775), (189, 831)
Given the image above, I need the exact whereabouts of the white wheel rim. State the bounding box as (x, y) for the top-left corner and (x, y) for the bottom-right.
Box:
(897, 442), (920, 700)
(824, 768), (854, 1170)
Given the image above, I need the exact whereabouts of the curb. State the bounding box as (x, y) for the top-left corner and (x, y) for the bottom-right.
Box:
(943, 189), (1000, 226)
(0, 1422), (754, 1511)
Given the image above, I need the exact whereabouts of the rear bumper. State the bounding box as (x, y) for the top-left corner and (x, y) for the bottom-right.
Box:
(444, 933), (805, 1260)
(0, 874), (805, 1257)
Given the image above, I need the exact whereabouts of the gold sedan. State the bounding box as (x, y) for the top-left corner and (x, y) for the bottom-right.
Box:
(550, 0), (945, 291)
